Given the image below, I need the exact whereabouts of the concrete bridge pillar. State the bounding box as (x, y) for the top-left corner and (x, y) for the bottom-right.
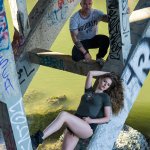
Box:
(0, 0), (32, 149)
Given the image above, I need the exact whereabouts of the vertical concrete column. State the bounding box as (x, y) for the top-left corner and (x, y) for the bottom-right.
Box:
(8, 0), (30, 38)
(0, 102), (16, 150)
(119, 0), (131, 61)
(103, 0), (131, 74)
(88, 22), (150, 150)
(0, 1), (32, 149)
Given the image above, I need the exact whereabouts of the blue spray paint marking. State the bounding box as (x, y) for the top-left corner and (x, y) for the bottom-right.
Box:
(0, 4), (9, 51)
(0, 55), (14, 94)
(47, 1), (68, 27)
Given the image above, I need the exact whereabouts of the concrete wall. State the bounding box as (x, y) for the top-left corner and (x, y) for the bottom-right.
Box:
(0, 0), (32, 149)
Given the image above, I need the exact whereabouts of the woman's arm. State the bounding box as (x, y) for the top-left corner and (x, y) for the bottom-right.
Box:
(85, 71), (110, 89)
(83, 106), (111, 124)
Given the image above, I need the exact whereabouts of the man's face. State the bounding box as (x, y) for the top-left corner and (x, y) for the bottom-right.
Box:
(80, 0), (93, 12)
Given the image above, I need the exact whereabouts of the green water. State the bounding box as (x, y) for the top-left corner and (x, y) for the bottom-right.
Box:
(4, 0), (150, 138)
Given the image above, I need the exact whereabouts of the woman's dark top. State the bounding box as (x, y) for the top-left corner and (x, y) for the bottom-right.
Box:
(76, 87), (111, 119)
(66, 87), (112, 135)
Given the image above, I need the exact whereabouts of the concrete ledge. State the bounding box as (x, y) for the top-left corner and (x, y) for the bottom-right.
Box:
(28, 48), (103, 76)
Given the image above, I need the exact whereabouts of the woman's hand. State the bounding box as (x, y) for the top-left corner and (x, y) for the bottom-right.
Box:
(83, 117), (93, 124)
(85, 71), (110, 89)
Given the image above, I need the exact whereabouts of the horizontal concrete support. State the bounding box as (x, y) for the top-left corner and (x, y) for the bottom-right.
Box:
(130, 0), (150, 46)
(130, 7), (150, 23)
(28, 48), (102, 76)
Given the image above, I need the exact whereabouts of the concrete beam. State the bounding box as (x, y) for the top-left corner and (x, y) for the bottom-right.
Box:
(8, 0), (30, 37)
(87, 21), (150, 150)
(130, 7), (150, 23)
(0, 1), (32, 149)
(28, 48), (102, 76)
(130, 0), (150, 48)
(102, 0), (131, 74)
(15, 0), (79, 95)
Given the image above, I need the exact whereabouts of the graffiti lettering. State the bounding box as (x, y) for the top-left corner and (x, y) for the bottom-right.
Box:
(121, 0), (129, 39)
(108, 0), (122, 60)
(47, 1), (68, 27)
(123, 38), (150, 106)
(67, 0), (74, 3)
(40, 56), (64, 70)
(0, 11), (9, 51)
(9, 99), (26, 124)
(58, 0), (64, 9)
(0, 55), (14, 94)
(122, 0), (128, 10)
(18, 65), (35, 85)
(130, 38), (150, 83)
(9, 99), (31, 149)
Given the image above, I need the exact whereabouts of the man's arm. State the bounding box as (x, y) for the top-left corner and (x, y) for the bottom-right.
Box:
(101, 14), (109, 23)
(70, 30), (92, 61)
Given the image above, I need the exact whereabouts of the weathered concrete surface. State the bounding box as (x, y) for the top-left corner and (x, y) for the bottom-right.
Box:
(0, 1), (32, 149)
(102, 0), (131, 75)
(8, 0), (30, 37)
(28, 48), (102, 76)
(130, 0), (150, 50)
(15, 0), (79, 95)
(87, 22), (150, 150)
(0, 102), (16, 150)
(75, 125), (150, 150)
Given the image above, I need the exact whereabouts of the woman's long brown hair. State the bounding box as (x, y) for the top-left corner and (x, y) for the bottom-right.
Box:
(99, 72), (124, 115)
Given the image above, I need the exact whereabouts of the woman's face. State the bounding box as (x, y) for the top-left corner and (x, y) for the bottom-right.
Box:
(98, 77), (112, 91)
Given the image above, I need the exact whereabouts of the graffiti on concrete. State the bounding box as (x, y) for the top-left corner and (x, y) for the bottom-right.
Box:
(0, 9), (9, 51)
(123, 37), (150, 106)
(121, 0), (130, 37)
(47, 0), (74, 27)
(107, 0), (122, 60)
(0, 55), (14, 94)
(18, 65), (35, 85)
(9, 99), (31, 149)
(40, 56), (64, 70)
(129, 38), (150, 83)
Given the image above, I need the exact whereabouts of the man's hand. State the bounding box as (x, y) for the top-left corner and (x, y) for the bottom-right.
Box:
(102, 14), (109, 23)
(84, 53), (92, 61)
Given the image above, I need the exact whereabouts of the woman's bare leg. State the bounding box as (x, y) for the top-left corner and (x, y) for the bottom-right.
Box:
(62, 130), (79, 150)
(42, 111), (93, 140)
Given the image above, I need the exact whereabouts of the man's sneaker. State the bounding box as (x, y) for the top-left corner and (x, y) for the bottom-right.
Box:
(96, 58), (105, 66)
(31, 130), (44, 150)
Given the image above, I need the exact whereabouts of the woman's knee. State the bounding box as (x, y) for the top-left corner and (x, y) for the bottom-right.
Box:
(87, 128), (93, 138)
(60, 111), (68, 116)
(82, 128), (93, 139)
(59, 111), (71, 119)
